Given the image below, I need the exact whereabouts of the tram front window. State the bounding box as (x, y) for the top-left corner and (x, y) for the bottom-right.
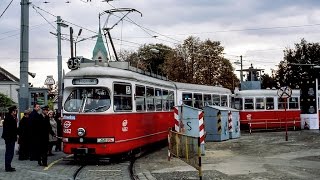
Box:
(64, 88), (111, 112)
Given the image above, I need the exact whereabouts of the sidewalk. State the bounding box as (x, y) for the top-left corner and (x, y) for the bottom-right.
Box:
(134, 130), (320, 180)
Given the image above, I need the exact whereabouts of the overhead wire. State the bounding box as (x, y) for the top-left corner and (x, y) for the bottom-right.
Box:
(31, 5), (57, 30)
(0, 0), (14, 20)
(105, 1), (181, 45)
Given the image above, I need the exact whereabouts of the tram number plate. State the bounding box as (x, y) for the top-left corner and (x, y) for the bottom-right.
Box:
(75, 148), (88, 154)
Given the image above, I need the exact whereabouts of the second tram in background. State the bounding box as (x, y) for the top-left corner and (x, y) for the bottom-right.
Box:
(233, 88), (301, 130)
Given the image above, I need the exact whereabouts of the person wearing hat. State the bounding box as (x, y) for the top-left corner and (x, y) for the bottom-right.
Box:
(18, 109), (31, 160)
(37, 105), (54, 166)
(1, 105), (18, 172)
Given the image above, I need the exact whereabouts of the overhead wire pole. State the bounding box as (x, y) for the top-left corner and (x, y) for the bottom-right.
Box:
(56, 16), (68, 116)
(19, 0), (30, 118)
(240, 55), (243, 83)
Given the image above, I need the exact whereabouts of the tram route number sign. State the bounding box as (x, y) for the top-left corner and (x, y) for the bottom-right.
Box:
(67, 57), (80, 70)
(277, 86), (292, 98)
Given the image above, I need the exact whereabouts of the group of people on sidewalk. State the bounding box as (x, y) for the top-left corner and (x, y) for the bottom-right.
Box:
(1, 103), (63, 172)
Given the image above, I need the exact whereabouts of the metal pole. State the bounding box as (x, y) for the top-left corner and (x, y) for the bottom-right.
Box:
(285, 97), (288, 141)
(57, 16), (63, 116)
(316, 78), (319, 130)
(240, 55), (243, 83)
(19, 0), (30, 119)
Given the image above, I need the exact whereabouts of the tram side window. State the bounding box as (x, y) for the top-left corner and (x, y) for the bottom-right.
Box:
(135, 85), (145, 111)
(146, 87), (155, 111)
(221, 95), (228, 107)
(212, 94), (220, 106)
(194, 93), (203, 109)
(204, 94), (212, 106)
(182, 92), (193, 106)
(162, 90), (169, 111)
(255, 97), (265, 110)
(155, 88), (162, 111)
(113, 83), (132, 111)
(244, 98), (254, 110)
(278, 98), (287, 109)
(168, 90), (175, 110)
(233, 98), (243, 110)
(289, 97), (299, 109)
(266, 97), (274, 110)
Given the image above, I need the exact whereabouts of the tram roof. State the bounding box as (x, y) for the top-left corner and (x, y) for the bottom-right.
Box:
(65, 66), (175, 88)
(235, 89), (300, 97)
(65, 63), (232, 93)
(174, 82), (232, 94)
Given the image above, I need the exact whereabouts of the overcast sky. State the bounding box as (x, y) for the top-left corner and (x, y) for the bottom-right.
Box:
(1, 0), (320, 87)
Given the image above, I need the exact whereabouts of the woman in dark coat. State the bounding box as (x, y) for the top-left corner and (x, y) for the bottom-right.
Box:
(1, 106), (18, 172)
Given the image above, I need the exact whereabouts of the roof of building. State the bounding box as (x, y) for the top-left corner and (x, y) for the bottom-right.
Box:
(92, 28), (108, 61)
(0, 66), (19, 82)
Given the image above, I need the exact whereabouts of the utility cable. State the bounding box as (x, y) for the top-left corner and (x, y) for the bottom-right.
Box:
(32, 5), (57, 30)
(0, 0), (14, 20)
(106, 2), (181, 44)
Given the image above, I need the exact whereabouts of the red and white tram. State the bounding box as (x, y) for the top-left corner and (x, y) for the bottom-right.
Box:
(233, 89), (301, 130)
(62, 63), (232, 156)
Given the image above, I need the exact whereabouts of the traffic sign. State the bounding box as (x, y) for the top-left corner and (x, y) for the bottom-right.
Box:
(277, 86), (292, 98)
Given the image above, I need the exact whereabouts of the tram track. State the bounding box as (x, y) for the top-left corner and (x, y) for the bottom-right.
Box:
(71, 155), (136, 180)
(71, 141), (166, 179)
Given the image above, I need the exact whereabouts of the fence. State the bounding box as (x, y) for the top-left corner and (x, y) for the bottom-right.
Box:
(168, 129), (202, 180)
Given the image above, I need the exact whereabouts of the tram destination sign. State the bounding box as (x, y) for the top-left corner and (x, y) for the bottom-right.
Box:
(72, 78), (98, 85)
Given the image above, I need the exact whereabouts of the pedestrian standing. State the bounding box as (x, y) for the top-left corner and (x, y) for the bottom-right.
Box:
(1, 106), (18, 172)
(29, 103), (42, 161)
(37, 106), (54, 166)
(18, 109), (31, 160)
(48, 110), (57, 156)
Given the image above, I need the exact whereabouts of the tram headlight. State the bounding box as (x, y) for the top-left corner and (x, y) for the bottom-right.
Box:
(77, 128), (86, 137)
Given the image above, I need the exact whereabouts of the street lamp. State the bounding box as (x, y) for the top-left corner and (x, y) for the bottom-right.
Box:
(234, 55), (243, 83)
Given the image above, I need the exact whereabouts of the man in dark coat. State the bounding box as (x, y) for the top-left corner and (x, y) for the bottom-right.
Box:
(1, 105), (18, 172)
(29, 103), (42, 162)
(37, 105), (54, 166)
(18, 109), (31, 160)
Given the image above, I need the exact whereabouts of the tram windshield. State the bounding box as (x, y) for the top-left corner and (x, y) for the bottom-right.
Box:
(64, 88), (111, 112)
